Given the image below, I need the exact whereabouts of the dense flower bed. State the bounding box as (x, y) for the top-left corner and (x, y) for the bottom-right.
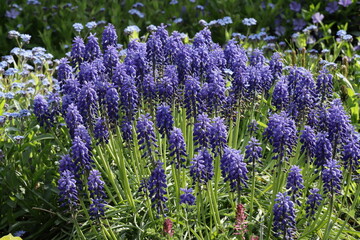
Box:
(2, 23), (354, 239)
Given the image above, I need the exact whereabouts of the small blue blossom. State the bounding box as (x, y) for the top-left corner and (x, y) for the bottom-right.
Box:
(20, 34), (31, 43)
(326, 2), (338, 13)
(336, 30), (347, 37)
(124, 25), (141, 35)
(289, 1), (301, 12)
(341, 34), (353, 42)
(4, 68), (18, 76)
(8, 30), (20, 39)
(73, 23), (84, 32)
(86, 21), (97, 29)
(242, 18), (257, 26)
(128, 9), (145, 18)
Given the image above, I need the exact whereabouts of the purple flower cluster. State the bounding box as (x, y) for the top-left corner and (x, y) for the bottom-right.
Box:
(322, 159), (342, 195)
(263, 112), (297, 162)
(190, 149), (213, 185)
(88, 170), (107, 219)
(286, 166), (304, 205)
(147, 161), (168, 215)
(169, 127), (187, 168)
(221, 148), (248, 192)
(273, 192), (296, 239)
(305, 188), (322, 219)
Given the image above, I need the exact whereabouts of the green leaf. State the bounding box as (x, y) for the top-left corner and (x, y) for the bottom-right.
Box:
(347, 88), (359, 122)
(31, 134), (54, 142)
(0, 99), (5, 115)
(336, 73), (354, 90)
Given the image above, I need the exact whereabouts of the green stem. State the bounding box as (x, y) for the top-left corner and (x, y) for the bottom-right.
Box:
(323, 195), (334, 240)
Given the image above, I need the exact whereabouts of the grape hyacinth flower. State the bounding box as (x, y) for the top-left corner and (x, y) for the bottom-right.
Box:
(205, 69), (226, 114)
(156, 103), (174, 138)
(137, 114), (158, 164)
(71, 36), (85, 67)
(74, 124), (92, 151)
(94, 118), (109, 144)
(272, 78), (289, 111)
(71, 136), (93, 173)
(103, 46), (119, 76)
(342, 134), (360, 172)
(157, 65), (178, 104)
(33, 94), (52, 128)
(58, 170), (79, 210)
(102, 23), (118, 50)
(305, 188), (322, 219)
(169, 127), (187, 168)
(190, 149), (214, 185)
(286, 166), (304, 205)
(327, 99), (352, 152)
(263, 112), (297, 162)
(105, 86), (120, 124)
(59, 154), (75, 174)
(245, 137), (263, 167)
(57, 58), (73, 86)
(78, 82), (98, 124)
(193, 113), (211, 151)
(184, 76), (201, 119)
(322, 159), (342, 195)
(269, 52), (283, 81)
(65, 104), (84, 138)
(314, 133), (333, 169)
(179, 188), (195, 205)
(62, 78), (80, 100)
(224, 40), (247, 72)
(300, 126), (316, 162)
(247, 120), (258, 136)
(287, 67), (317, 121)
(221, 147), (248, 193)
(78, 62), (98, 84)
(88, 170), (107, 219)
(147, 161), (168, 215)
(119, 76), (138, 121)
(249, 49), (265, 67)
(146, 28), (166, 70)
(121, 120), (133, 143)
(272, 192), (296, 239)
(316, 68), (333, 103)
(208, 117), (228, 157)
(234, 204), (248, 237)
(84, 34), (102, 62)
